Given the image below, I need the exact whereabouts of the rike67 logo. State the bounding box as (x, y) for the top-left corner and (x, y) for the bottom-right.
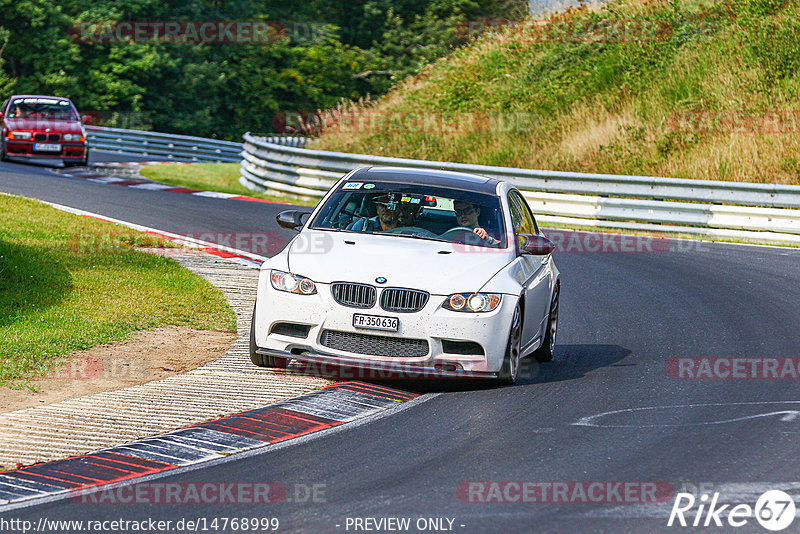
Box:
(668, 490), (796, 531)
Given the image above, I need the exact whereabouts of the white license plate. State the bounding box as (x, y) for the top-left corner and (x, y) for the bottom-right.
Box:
(33, 143), (61, 152)
(352, 314), (399, 332)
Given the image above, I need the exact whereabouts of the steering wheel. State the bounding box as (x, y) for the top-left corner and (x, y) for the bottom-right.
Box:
(440, 227), (482, 238)
(439, 227), (494, 245)
(384, 226), (439, 238)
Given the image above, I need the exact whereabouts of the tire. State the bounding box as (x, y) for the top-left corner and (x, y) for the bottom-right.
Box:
(64, 148), (89, 168)
(533, 283), (559, 363)
(249, 304), (288, 369)
(0, 140), (7, 162)
(498, 301), (523, 385)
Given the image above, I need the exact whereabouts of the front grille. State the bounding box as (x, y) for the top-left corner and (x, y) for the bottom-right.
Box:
(320, 330), (429, 358)
(331, 282), (376, 309)
(34, 133), (46, 142)
(48, 133), (60, 142)
(380, 288), (429, 313)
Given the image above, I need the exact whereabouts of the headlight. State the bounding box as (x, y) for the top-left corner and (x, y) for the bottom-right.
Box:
(63, 134), (84, 142)
(442, 293), (501, 312)
(270, 270), (317, 295)
(9, 131), (32, 139)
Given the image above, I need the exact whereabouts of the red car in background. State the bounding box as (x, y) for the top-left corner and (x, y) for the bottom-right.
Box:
(0, 95), (89, 166)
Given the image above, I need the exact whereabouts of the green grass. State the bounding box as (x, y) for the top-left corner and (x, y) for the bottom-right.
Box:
(0, 194), (237, 389)
(315, 0), (800, 185)
(139, 163), (319, 207)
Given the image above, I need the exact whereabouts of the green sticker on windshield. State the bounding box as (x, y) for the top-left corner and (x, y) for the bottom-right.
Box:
(364, 184), (375, 189)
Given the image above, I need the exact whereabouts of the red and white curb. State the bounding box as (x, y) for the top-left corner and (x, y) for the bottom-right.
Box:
(41, 199), (267, 269)
(0, 382), (417, 507)
(57, 164), (288, 205)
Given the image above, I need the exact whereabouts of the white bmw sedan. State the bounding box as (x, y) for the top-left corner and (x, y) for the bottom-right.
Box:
(250, 166), (560, 384)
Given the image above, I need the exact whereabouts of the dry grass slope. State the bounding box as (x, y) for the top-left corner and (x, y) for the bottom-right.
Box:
(315, 0), (800, 184)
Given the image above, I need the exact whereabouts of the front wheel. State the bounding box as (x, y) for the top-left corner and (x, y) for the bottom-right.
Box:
(498, 302), (523, 385)
(64, 148), (89, 168)
(533, 284), (559, 363)
(249, 304), (287, 369)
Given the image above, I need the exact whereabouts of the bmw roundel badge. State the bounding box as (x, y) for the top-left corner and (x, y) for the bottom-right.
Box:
(375, 277), (387, 284)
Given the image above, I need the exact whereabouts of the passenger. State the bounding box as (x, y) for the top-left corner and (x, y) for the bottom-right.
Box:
(452, 200), (499, 245)
(350, 194), (398, 232)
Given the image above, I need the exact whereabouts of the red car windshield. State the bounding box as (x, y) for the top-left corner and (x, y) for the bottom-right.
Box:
(8, 99), (78, 121)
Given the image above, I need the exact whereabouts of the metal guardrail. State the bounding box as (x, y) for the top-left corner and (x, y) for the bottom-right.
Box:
(86, 126), (305, 163)
(240, 132), (800, 245)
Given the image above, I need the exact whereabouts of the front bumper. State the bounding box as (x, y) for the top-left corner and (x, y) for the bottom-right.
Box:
(254, 280), (518, 376)
(5, 140), (87, 162)
(256, 347), (498, 379)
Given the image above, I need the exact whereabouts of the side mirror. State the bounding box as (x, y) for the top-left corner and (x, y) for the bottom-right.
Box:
(518, 234), (555, 255)
(81, 115), (93, 124)
(276, 210), (310, 232)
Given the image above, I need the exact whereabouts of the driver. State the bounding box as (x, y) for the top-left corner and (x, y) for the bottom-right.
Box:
(7, 103), (21, 118)
(453, 200), (499, 245)
(350, 194), (398, 232)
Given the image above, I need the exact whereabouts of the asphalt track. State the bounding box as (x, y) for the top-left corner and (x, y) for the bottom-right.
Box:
(2, 155), (800, 533)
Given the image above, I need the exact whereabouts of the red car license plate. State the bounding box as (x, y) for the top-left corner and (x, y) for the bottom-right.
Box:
(33, 143), (61, 152)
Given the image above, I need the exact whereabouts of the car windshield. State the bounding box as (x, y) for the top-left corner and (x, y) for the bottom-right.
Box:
(8, 99), (78, 120)
(310, 180), (507, 248)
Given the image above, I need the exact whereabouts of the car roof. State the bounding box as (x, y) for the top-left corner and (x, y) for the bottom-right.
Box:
(9, 95), (74, 103)
(10, 95), (72, 100)
(346, 166), (500, 194)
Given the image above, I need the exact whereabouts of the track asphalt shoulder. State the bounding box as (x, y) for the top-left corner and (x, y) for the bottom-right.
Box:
(0, 248), (418, 508)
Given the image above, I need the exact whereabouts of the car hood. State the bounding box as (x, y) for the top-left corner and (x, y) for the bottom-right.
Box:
(286, 230), (514, 294)
(4, 118), (83, 133)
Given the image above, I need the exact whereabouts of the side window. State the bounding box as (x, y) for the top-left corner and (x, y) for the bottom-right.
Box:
(508, 193), (524, 233)
(0, 99), (7, 114)
(516, 193), (540, 234)
(508, 191), (536, 235)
